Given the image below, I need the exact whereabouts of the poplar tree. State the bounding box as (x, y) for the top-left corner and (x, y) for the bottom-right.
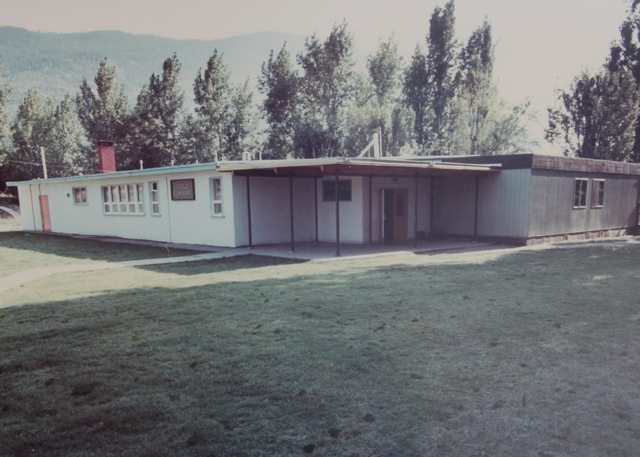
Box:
(47, 94), (90, 176)
(127, 53), (185, 168)
(366, 36), (410, 156)
(0, 61), (11, 186)
(224, 79), (258, 160)
(453, 20), (495, 155)
(296, 22), (355, 157)
(425, 0), (458, 154)
(8, 89), (54, 181)
(76, 58), (129, 169)
(193, 49), (232, 161)
(403, 45), (430, 153)
(259, 44), (298, 159)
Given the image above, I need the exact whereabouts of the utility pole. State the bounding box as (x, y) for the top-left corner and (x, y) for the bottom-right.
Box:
(40, 147), (48, 179)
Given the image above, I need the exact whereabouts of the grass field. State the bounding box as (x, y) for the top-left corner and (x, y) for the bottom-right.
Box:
(1, 233), (640, 456)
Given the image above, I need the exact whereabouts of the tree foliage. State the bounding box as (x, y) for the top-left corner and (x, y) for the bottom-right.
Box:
(546, 68), (640, 161)
(0, 60), (11, 180)
(546, 0), (640, 162)
(424, 0), (458, 153)
(7, 89), (54, 181)
(295, 22), (354, 157)
(76, 59), (129, 146)
(259, 44), (298, 159)
(126, 53), (185, 169)
(1, 0), (548, 187)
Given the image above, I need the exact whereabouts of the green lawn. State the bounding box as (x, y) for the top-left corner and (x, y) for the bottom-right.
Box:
(1, 235), (640, 456)
(0, 232), (199, 277)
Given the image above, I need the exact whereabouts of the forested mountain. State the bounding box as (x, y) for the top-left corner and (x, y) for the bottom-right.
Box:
(0, 26), (306, 111)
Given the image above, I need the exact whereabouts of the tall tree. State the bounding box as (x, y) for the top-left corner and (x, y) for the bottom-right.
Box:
(403, 45), (430, 153)
(425, 0), (458, 154)
(76, 58), (129, 169)
(7, 89), (54, 181)
(224, 79), (258, 160)
(366, 36), (408, 156)
(193, 49), (232, 161)
(296, 22), (355, 157)
(607, 0), (640, 161)
(546, 68), (640, 161)
(259, 44), (298, 159)
(0, 60), (12, 187)
(47, 94), (90, 176)
(127, 54), (185, 168)
(453, 19), (495, 155)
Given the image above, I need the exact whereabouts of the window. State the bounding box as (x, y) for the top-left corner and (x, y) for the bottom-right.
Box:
(592, 179), (605, 208)
(322, 180), (352, 202)
(210, 178), (223, 216)
(573, 179), (588, 208)
(149, 181), (160, 215)
(72, 187), (87, 205)
(102, 183), (144, 215)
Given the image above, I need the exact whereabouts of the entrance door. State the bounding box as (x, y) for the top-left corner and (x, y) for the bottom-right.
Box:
(39, 195), (51, 232)
(381, 188), (408, 243)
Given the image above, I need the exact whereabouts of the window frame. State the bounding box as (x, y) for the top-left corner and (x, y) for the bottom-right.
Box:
(149, 181), (161, 216)
(72, 187), (88, 205)
(101, 183), (145, 215)
(573, 178), (588, 209)
(591, 179), (605, 208)
(322, 179), (352, 202)
(210, 177), (224, 217)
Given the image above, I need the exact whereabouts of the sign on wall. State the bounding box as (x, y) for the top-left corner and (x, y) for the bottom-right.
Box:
(171, 179), (196, 201)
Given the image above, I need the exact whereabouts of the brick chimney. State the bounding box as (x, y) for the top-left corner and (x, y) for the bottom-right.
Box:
(97, 140), (116, 173)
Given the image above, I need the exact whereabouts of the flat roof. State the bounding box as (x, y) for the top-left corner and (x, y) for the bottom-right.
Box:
(7, 162), (221, 186)
(7, 157), (500, 187)
(217, 157), (500, 177)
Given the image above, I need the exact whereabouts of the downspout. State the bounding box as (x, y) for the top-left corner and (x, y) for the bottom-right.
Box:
(165, 177), (173, 243)
(29, 185), (36, 230)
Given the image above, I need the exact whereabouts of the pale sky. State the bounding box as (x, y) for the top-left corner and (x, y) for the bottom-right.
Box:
(0, 0), (631, 152)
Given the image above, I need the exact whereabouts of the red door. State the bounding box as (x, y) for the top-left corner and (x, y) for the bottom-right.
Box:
(39, 195), (51, 232)
(392, 189), (408, 242)
(382, 189), (408, 243)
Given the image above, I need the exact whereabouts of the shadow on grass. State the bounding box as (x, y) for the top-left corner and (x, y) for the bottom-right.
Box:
(0, 231), (203, 264)
(137, 254), (307, 276)
(2, 242), (640, 456)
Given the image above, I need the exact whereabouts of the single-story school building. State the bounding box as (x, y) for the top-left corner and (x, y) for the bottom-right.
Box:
(8, 141), (640, 252)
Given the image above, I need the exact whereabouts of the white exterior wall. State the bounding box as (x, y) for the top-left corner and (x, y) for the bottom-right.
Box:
(232, 176), (316, 246)
(14, 169), (241, 247)
(317, 176), (366, 243)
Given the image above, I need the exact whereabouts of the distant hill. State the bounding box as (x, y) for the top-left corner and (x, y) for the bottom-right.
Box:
(0, 27), (308, 112)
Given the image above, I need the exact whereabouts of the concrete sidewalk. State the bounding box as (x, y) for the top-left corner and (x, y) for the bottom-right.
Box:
(0, 237), (500, 293)
(0, 250), (248, 294)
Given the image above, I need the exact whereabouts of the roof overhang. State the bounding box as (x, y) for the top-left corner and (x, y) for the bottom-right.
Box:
(217, 157), (501, 178)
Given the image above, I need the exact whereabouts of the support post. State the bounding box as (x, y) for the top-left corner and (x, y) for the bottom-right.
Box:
(474, 176), (480, 237)
(414, 174), (419, 247)
(368, 176), (373, 244)
(246, 176), (253, 248)
(335, 171), (341, 257)
(314, 177), (319, 241)
(289, 175), (295, 252)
